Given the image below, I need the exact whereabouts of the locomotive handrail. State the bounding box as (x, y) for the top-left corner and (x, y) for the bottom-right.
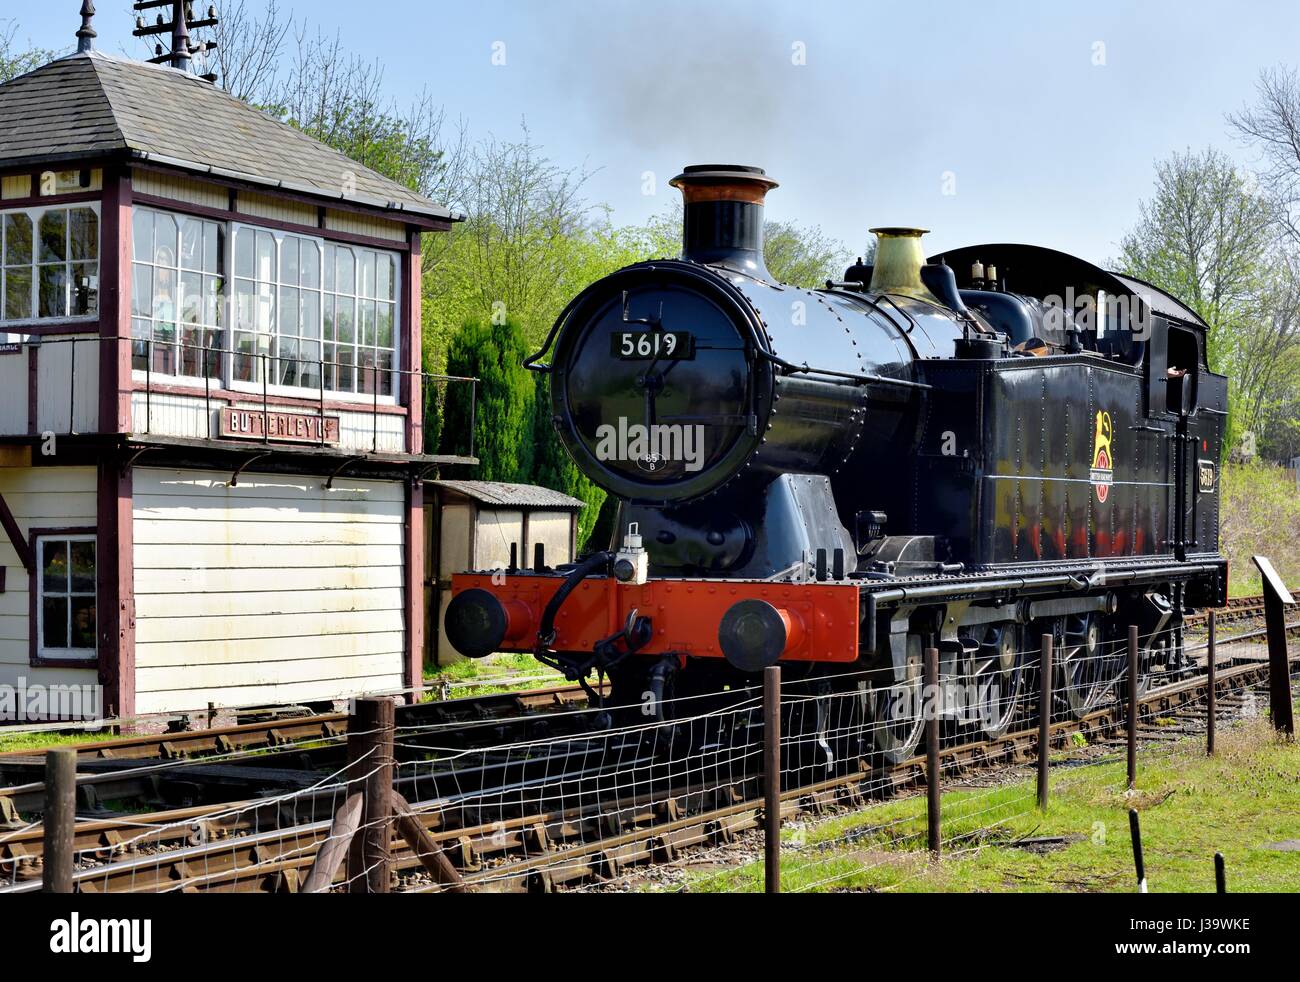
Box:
(755, 348), (932, 391)
(523, 288), (591, 374)
(825, 286), (921, 336)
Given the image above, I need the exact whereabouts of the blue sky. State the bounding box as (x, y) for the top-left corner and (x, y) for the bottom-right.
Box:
(14, 1), (1300, 266)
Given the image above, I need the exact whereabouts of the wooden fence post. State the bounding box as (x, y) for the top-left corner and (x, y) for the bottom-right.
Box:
(392, 792), (469, 893)
(1128, 625), (1139, 790)
(924, 646), (941, 855)
(1037, 633), (1053, 811)
(1129, 808), (1147, 893)
(763, 665), (781, 895)
(41, 749), (76, 894)
(303, 793), (363, 894)
(1207, 610), (1217, 757)
(346, 697), (395, 894)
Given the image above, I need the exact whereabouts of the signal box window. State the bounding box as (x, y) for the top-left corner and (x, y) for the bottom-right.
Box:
(131, 208), (225, 379)
(36, 535), (97, 660)
(1, 204), (99, 323)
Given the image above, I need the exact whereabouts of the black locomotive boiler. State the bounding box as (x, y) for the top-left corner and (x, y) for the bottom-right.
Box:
(446, 164), (1228, 762)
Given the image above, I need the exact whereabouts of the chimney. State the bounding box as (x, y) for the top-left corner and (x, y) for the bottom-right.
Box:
(669, 165), (778, 280)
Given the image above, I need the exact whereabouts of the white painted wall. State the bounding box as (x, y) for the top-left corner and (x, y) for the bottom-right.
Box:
(130, 391), (406, 453)
(0, 466), (99, 698)
(132, 467), (407, 714)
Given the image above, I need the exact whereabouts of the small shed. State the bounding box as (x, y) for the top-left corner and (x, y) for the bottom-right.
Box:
(426, 481), (585, 665)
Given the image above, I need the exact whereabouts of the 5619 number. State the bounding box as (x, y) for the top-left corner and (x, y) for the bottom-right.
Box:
(611, 331), (694, 360)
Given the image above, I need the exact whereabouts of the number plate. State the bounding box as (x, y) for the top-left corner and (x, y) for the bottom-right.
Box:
(611, 331), (694, 360)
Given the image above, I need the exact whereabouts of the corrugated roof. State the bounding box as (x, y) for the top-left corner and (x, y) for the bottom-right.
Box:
(0, 52), (455, 221)
(432, 481), (586, 510)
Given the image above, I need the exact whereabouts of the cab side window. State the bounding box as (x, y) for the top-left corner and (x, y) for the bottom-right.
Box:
(1165, 326), (1199, 415)
(1146, 318), (1201, 417)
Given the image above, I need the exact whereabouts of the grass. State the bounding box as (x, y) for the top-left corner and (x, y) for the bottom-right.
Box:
(685, 714), (1300, 893)
(1221, 461), (1300, 598)
(0, 727), (119, 755)
(422, 652), (564, 700)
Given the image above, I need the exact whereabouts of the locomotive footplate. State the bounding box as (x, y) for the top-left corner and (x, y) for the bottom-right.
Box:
(446, 572), (861, 670)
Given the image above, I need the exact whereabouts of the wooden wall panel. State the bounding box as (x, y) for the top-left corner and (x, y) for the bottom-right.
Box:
(132, 467), (407, 714)
(129, 391), (406, 452)
(235, 191), (317, 227)
(36, 335), (100, 434)
(0, 351), (28, 436)
(132, 171), (227, 210)
(529, 513), (575, 566)
(325, 209), (406, 243)
(472, 510), (523, 570)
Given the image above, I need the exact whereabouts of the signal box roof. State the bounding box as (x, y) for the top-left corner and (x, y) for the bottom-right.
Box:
(0, 51), (455, 223)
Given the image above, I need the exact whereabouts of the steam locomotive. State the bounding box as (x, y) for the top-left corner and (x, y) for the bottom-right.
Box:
(445, 164), (1228, 762)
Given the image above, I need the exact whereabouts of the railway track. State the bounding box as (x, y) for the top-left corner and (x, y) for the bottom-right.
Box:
(3, 623), (1293, 894)
(0, 683), (597, 822)
(1184, 594), (1294, 628)
(0, 683), (590, 765)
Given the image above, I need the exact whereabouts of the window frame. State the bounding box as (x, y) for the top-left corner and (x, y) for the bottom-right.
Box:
(0, 201), (101, 328)
(129, 207), (402, 406)
(320, 238), (401, 401)
(29, 528), (98, 668)
(130, 205), (226, 382)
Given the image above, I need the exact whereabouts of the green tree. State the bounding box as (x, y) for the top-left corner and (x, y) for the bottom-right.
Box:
(764, 219), (851, 287)
(0, 21), (52, 83)
(531, 374), (607, 548)
(420, 127), (597, 372)
(1117, 149), (1274, 352)
(1117, 148), (1279, 455)
(420, 163), (679, 376)
(196, 2), (465, 209)
(1227, 68), (1300, 461)
(439, 318), (535, 483)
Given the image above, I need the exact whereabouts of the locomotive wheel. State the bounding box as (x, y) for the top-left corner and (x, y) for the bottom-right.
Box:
(867, 673), (924, 766)
(972, 625), (1023, 741)
(1059, 614), (1104, 719)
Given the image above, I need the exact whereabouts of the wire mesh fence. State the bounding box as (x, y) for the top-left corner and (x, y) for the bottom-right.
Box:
(1, 614), (1294, 894)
